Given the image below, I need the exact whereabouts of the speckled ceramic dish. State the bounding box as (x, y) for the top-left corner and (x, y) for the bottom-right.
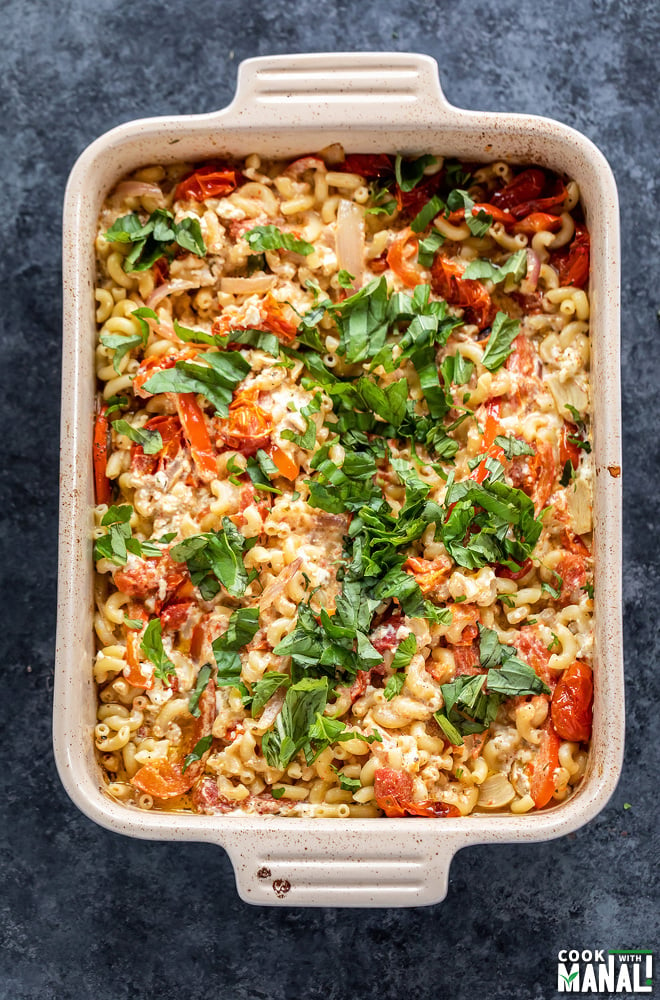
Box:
(56, 52), (623, 907)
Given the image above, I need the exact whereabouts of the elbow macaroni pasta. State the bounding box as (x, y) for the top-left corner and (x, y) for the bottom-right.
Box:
(91, 151), (594, 818)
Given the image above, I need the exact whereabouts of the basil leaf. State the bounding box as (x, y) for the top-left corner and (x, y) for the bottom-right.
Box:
(271, 786), (286, 799)
(251, 672), (291, 717)
(144, 351), (250, 417)
(394, 154), (437, 192)
(337, 269), (355, 288)
(391, 632), (417, 671)
(281, 393), (322, 449)
(332, 768), (361, 793)
(104, 394), (129, 416)
(383, 672), (406, 701)
(417, 230), (444, 267)
(462, 250), (527, 285)
(173, 320), (217, 346)
(262, 677), (329, 768)
(493, 435), (535, 459)
(486, 660), (550, 697)
(434, 711), (465, 746)
(480, 313), (520, 371)
(100, 331), (143, 374)
(170, 519), (251, 598)
(188, 664), (213, 718)
(446, 189), (493, 237)
(173, 216), (205, 257)
(105, 209), (206, 273)
(560, 459), (573, 487)
(410, 195), (445, 233)
(113, 419), (163, 455)
(123, 616), (144, 630)
(441, 352), (474, 387)
(140, 619), (176, 684)
(244, 225), (314, 256)
(182, 734), (213, 773)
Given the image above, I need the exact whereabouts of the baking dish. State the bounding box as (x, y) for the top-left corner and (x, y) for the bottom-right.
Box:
(56, 51), (623, 907)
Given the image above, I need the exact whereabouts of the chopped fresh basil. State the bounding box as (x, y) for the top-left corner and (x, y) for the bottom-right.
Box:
(244, 225), (314, 256)
(188, 664), (213, 718)
(113, 419), (163, 455)
(394, 154), (438, 192)
(170, 518), (252, 599)
(105, 209), (205, 272)
(173, 320), (217, 346)
(262, 677), (329, 768)
(383, 672), (406, 701)
(281, 393), (322, 450)
(410, 195), (444, 233)
(417, 230), (445, 267)
(182, 734), (213, 773)
(446, 189), (493, 237)
(480, 313), (520, 371)
(143, 351), (250, 417)
(123, 616), (144, 630)
(462, 250), (527, 285)
(331, 768), (361, 793)
(250, 672), (291, 717)
(271, 786), (286, 799)
(104, 394), (129, 416)
(140, 618), (176, 684)
(337, 269), (355, 288)
(100, 331), (143, 374)
(212, 608), (260, 700)
(493, 435), (536, 459)
(560, 459), (573, 487)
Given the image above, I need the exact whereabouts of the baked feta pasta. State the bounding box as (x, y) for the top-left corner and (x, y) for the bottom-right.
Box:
(92, 150), (594, 818)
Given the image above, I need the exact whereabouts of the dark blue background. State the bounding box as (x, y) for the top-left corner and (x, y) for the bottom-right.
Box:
(1, 1), (657, 997)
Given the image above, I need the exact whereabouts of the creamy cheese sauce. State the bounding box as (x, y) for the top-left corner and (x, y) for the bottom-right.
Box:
(92, 152), (593, 818)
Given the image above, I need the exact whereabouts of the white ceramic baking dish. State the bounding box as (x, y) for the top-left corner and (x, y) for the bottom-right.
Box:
(56, 52), (623, 907)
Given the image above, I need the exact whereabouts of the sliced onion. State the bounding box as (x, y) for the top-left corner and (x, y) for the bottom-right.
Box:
(336, 199), (364, 290)
(113, 181), (164, 200)
(146, 279), (200, 310)
(320, 143), (345, 165)
(526, 248), (541, 290)
(256, 688), (287, 730)
(258, 557), (303, 612)
(220, 275), (275, 295)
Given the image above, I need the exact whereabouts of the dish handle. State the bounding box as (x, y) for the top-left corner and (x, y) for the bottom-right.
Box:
(222, 827), (468, 907)
(224, 52), (454, 128)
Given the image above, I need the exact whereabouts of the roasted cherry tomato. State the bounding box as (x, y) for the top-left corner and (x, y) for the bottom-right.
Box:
(553, 225), (590, 289)
(131, 760), (194, 799)
(175, 165), (239, 202)
(491, 168), (547, 210)
(374, 768), (460, 818)
(340, 153), (394, 178)
(431, 255), (495, 330)
(551, 661), (593, 743)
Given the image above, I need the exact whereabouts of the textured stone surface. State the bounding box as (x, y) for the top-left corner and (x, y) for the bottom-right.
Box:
(1, 0), (658, 997)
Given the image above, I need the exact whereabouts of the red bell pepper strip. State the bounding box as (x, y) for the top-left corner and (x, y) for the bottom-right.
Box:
(529, 720), (562, 808)
(175, 393), (217, 482)
(512, 212), (563, 235)
(471, 400), (505, 483)
(386, 228), (423, 287)
(551, 661), (593, 743)
(93, 405), (111, 505)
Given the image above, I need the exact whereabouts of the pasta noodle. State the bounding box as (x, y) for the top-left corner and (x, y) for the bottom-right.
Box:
(91, 151), (594, 818)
